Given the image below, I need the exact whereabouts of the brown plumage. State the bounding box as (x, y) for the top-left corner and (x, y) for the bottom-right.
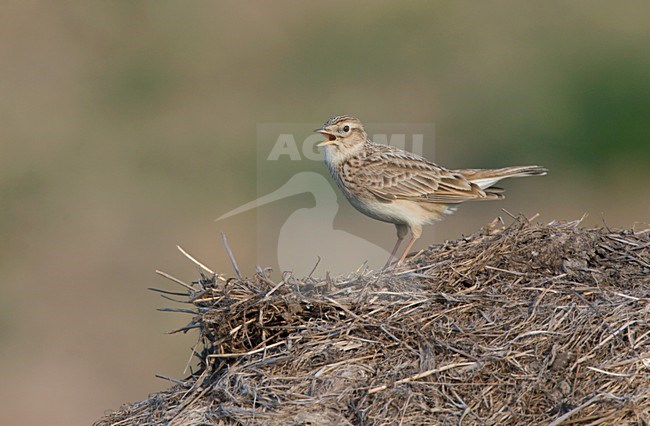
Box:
(316, 115), (547, 267)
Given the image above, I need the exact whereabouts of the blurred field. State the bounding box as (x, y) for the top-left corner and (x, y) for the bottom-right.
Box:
(1, 2), (649, 424)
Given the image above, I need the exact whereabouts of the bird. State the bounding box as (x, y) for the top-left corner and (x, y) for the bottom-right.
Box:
(315, 115), (547, 268)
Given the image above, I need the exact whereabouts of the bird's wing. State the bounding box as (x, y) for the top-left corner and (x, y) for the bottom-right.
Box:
(357, 144), (490, 204)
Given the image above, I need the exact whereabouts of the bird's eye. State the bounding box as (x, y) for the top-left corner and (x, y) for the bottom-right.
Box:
(343, 125), (350, 132)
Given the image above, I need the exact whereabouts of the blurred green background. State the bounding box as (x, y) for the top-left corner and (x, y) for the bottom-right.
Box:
(1, 1), (649, 424)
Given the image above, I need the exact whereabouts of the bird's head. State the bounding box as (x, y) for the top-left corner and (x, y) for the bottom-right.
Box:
(315, 115), (367, 161)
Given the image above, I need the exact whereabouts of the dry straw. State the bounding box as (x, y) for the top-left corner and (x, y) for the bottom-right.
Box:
(96, 217), (649, 425)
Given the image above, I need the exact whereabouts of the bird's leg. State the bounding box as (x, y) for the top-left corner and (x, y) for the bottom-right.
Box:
(397, 224), (422, 265)
(384, 237), (404, 269)
(383, 224), (409, 269)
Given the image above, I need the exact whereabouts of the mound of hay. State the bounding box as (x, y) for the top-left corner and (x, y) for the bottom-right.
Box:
(96, 219), (649, 425)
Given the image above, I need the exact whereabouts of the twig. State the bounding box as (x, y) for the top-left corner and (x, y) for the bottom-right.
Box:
(177, 245), (215, 275)
(221, 232), (242, 280)
(307, 256), (321, 279)
(148, 287), (189, 296)
(313, 355), (376, 377)
(547, 393), (623, 426)
(183, 340), (202, 375)
(262, 281), (285, 301)
(586, 366), (630, 377)
(500, 208), (517, 220)
(167, 324), (201, 334)
(324, 296), (364, 322)
(485, 265), (524, 276)
(155, 374), (185, 385)
(368, 362), (477, 394)
(155, 270), (195, 292)
(208, 341), (285, 358)
(229, 318), (256, 335)
(160, 294), (191, 304)
(157, 307), (197, 314)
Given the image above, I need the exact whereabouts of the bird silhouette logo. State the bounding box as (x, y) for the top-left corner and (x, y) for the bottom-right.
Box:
(217, 171), (390, 276)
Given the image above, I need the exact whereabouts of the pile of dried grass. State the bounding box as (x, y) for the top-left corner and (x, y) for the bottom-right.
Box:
(96, 218), (649, 425)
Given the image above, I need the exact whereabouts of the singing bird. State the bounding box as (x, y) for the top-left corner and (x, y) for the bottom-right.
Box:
(315, 115), (547, 267)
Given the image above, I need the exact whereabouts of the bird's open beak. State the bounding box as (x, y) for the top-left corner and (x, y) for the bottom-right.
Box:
(315, 128), (337, 147)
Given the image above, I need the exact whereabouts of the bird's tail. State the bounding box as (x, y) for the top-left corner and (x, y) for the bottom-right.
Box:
(456, 165), (547, 190)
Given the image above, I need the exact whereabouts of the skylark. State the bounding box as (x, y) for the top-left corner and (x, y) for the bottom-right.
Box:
(315, 115), (547, 267)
